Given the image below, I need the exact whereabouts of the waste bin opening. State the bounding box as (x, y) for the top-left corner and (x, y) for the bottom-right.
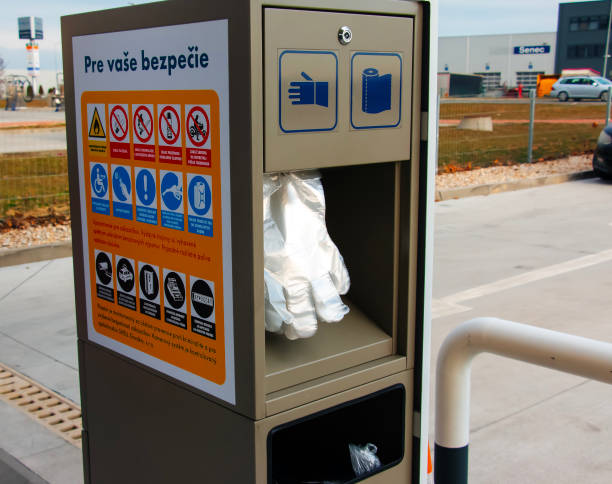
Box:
(265, 162), (399, 392)
(267, 384), (405, 483)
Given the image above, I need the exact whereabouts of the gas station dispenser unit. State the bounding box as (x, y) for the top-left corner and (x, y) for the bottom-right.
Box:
(62, 0), (437, 482)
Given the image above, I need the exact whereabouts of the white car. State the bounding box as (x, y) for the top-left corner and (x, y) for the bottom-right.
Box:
(550, 76), (612, 102)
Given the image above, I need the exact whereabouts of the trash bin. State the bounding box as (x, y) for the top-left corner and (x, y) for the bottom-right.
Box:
(62, 1), (436, 482)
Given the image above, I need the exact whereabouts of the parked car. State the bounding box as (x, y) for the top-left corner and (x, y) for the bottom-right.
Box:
(593, 125), (612, 179)
(550, 76), (612, 102)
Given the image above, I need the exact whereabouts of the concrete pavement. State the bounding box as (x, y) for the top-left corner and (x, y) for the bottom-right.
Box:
(431, 177), (612, 483)
(0, 258), (82, 484)
(1, 178), (612, 482)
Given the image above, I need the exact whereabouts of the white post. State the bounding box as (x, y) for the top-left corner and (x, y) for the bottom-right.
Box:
(435, 317), (612, 484)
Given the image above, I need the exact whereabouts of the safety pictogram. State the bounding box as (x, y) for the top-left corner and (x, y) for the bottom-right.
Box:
(111, 164), (133, 221)
(94, 249), (114, 303)
(116, 255), (136, 311)
(109, 104), (131, 159)
(186, 106), (210, 147)
(159, 105), (180, 145)
(89, 162), (110, 216)
(132, 104), (155, 162)
(87, 104), (107, 157)
(163, 269), (187, 329)
(135, 167), (157, 226)
(190, 276), (216, 340)
(134, 105), (153, 143)
(160, 170), (184, 231)
(157, 104), (183, 164)
(110, 105), (128, 141)
(139, 261), (160, 320)
(185, 104), (212, 167)
(88, 107), (106, 138)
(187, 173), (213, 237)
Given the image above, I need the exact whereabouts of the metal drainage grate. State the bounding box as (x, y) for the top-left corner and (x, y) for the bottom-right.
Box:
(0, 362), (82, 448)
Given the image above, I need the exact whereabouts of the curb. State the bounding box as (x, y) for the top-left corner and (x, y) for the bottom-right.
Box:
(436, 170), (596, 202)
(0, 240), (72, 268)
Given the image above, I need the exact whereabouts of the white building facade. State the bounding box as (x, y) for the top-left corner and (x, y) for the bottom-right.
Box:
(438, 32), (557, 90)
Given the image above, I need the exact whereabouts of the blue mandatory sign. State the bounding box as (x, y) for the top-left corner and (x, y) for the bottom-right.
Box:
(188, 176), (211, 216)
(136, 169), (156, 206)
(91, 163), (108, 198)
(161, 172), (182, 211)
(111, 165), (133, 220)
(187, 174), (213, 237)
(160, 171), (184, 231)
(135, 168), (157, 226)
(113, 166), (131, 202)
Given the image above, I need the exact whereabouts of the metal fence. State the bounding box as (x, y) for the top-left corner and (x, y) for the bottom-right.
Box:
(0, 94), (609, 217)
(0, 101), (68, 217)
(438, 91), (607, 172)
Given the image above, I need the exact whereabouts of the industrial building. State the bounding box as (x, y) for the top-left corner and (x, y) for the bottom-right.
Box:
(438, 32), (557, 91)
(555, 0), (612, 77)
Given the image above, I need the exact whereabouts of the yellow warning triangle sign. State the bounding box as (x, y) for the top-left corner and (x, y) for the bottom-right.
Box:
(89, 107), (106, 138)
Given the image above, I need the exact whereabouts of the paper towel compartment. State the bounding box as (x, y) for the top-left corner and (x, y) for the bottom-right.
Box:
(264, 8), (415, 172)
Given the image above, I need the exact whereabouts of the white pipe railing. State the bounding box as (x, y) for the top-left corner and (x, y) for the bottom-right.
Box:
(434, 317), (612, 484)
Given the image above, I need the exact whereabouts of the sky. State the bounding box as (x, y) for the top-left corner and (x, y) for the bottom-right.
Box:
(0, 0), (602, 77)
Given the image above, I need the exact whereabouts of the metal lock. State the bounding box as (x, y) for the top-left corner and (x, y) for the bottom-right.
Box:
(338, 26), (352, 45)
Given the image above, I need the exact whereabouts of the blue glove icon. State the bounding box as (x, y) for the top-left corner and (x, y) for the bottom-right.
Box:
(288, 72), (329, 107)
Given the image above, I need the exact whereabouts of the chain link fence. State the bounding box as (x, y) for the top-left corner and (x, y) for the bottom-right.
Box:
(0, 96), (607, 217)
(0, 103), (68, 217)
(438, 94), (606, 172)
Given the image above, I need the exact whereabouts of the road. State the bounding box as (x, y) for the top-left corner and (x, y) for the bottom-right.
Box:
(0, 128), (67, 154)
(430, 177), (612, 483)
(0, 108), (65, 124)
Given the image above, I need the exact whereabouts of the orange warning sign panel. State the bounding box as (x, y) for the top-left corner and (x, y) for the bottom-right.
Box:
(81, 90), (225, 385)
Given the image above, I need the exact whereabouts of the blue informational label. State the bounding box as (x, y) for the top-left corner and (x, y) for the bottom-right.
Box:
(111, 165), (133, 220)
(187, 173), (213, 236)
(160, 170), (184, 231)
(135, 167), (157, 225)
(90, 162), (110, 215)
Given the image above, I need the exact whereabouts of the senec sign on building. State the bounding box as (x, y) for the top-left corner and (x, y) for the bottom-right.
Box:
(514, 45), (551, 55)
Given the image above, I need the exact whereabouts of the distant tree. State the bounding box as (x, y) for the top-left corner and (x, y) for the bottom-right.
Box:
(38, 85), (44, 96)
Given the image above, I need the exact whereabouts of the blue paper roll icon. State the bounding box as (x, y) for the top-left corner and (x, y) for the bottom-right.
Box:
(361, 68), (392, 114)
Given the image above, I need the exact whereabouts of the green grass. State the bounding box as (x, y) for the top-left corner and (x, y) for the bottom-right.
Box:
(440, 101), (608, 121)
(0, 101), (604, 218)
(0, 151), (69, 216)
(438, 122), (599, 168)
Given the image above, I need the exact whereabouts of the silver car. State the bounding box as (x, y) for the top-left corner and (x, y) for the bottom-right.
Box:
(550, 76), (612, 102)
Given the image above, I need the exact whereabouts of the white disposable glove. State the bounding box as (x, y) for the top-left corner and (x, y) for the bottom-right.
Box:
(263, 171), (350, 339)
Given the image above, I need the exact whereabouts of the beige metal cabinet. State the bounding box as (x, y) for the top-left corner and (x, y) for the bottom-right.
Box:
(62, 1), (435, 482)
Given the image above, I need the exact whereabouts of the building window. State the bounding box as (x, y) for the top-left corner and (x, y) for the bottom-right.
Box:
(516, 71), (544, 88)
(474, 72), (501, 90)
(569, 15), (609, 32)
(567, 44), (605, 59)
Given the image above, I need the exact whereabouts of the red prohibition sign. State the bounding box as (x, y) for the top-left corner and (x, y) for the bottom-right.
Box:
(159, 105), (180, 145)
(186, 106), (210, 147)
(133, 105), (153, 143)
(110, 105), (128, 142)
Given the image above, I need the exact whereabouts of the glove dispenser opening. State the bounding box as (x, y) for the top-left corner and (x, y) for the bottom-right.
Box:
(265, 161), (403, 396)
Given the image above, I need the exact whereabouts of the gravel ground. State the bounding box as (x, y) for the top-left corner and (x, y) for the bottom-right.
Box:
(436, 154), (593, 190)
(1, 223), (71, 250)
(0, 155), (595, 251)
